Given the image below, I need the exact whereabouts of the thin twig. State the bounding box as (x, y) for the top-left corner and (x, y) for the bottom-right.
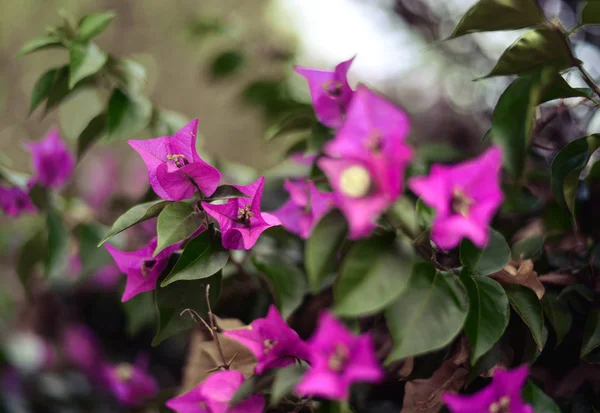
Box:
(206, 284), (229, 369)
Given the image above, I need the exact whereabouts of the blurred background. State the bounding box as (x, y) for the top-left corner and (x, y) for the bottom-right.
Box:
(1, 0), (600, 411)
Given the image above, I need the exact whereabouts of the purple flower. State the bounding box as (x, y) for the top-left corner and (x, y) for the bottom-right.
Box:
(78, 150), (118, 209)
(289, 151), (318, 165)
(224, 305), (311, 374)
(103, 356), (158, 407)
(295, 57), (354, 128)
(62, 325), (104, 379)
(272, 179), (334, 239)
(105, 237), (180, 301)
(202, 176), (280, 250)
(443, 365), (533, 413)
(0, 185), (35, 217)
(26, 129), (74, 188)
(166, 370), (264, 413)
(87, 264), (121, 290)
(296, 311), (383, 400)
(129, 119), (221, 201)
(408, 146), (503, 250)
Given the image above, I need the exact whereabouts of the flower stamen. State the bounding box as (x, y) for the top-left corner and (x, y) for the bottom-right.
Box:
(116, 363), (133, 382)
(339, 165), (371, 198)
(451, 188), (474, 217)
(328, 343), (350, 372)
(166, 154), (189, 168)
(237, 204), (254, 224)
(263, 339), (278, 354)
(322, 81), (344, 98)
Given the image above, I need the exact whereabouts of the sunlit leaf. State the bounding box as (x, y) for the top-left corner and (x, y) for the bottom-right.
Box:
(77, 10), (116, 42)
(69, 42), (108, 89)
(17, 35), (62, 56)
(154, 202), (203, 257)
(107, 88), (152, 140)
(205, 185), (249, 201)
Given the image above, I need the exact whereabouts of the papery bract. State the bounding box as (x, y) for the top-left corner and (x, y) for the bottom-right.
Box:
(272, 179), (333, 239)
(166, 370), (264, 413)
(296, 311), (383, 400)
(103, 356), (158, 407)
(0, 185), (35, 217)
(295, 57), (354, 128)
(129, 119), (221, 201)
(408, 146), (503, 250)
(443, 365), (533, 413)
(202, 176), (280, 250)
(105, 237), (180, 301)
(224, 305), (310, 374)
(26, 129), (74, 188)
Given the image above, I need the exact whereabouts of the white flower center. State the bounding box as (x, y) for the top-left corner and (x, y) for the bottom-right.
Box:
(339, 165), (371, 198)
(116, 363), (133, 382)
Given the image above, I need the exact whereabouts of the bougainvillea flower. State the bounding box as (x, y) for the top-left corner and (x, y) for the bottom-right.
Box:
(0, 185), (35, 217)
(166, 370), (264, 413)
(318, 154), (409, 239)
(272, 179), (333, 239)
(62, 325), (104, 379)
(202, 176), (280, 250)
(443, 365), (533, 413)
(87, 264), (122, 290)
(105, 237), (180, 302)
(295, 57), (354, 128)
(103, 356), (158, 407)
(224, 305), (311, 374)
(408, 146), (503, 250)
(324, 85), (411, 162)
(129, 119), (221, 201)
(26, 129), (74, 188)
(78, 151), (118, 209)
(289, 151), (318, 165)
(296, 311), (383, 400)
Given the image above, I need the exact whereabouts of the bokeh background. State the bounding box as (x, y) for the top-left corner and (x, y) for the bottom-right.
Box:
(1, 0), (600, 411)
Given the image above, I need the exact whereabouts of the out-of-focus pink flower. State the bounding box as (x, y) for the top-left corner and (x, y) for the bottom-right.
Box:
(296, 311), (382, 400)
(289, 151), (318, 166)
(129, 119), (221, 201)
(443, 365), (533, 413)
(224, 305), (310, 374)
(272, 179), (333, 239)
(0, 185), (35, 217)
(408, 146), (503, 250)
(62, 325), (104, 378)
(295, 57), (355, 128)
(78, 151), (118, 209)
(202, 177), (280, 250)
(105, 237), (180, 301)
(87, 264), (122, 290)
(166, 370), (264, 413)
(26, 130), (74, 188)
(103, 356), (158, 407)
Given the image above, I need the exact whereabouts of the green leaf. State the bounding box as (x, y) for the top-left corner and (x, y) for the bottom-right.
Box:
(69, 42), (108, 89)
(449, 0), (546, 39)
(334, 235), (415, 317)
(551, 135), (600, 217)
(581, 310), (600, 361)
(385, 263), (469, 362)
(107, 88), (153, 139)
(77, 112), (107, 159)
(522, 381), (561, 413)
(558, 284), (595, 303)
(161, 229), (229, 286)
(305, 210), (347, 293)
(264, 113), (314, 142)
(483, 28), (575, 78)
(540, 75), (594, 102)
(45, 211), (70, 280)
(210, 50), (245, 79)
(151, 109), (188, 136)
(582, 1), (600, 26)
(387, 197), (419, 238)
(98, 200), (171, 246)
(123, 292), (156, 336)
(28, 182), (50, 210)
(270, 364), (307, 405)
(504, 284), (545, 350)
(154, 202), (203, 257)
(77, 11), (116, 42)
(205, 185), (249, 201)
(17, 35), (62, 56)
(541, 290), (572, 346)
(45, 66), (75, 114)
(460, 229), (511, 276)
(459, 269), (509, 365)
(111, 58), (147, 95)
(29, 68), (60, 115)
(16, 230), (47, 296)
(415, 198), (435, 231)
(253, 255), (308, 318)
(75, 223), (110, 276)
(512, 236), (544, 260)
(153, 272), (222, 345)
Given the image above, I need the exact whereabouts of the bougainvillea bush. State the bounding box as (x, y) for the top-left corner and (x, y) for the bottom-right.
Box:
(2, 0), (600, 412)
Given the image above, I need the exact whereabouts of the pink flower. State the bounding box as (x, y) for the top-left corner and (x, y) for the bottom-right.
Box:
(166, 370), (264, 413)
(105, 237), (180, 301)
(408, 146), (503, 250)
(103, 356), (158, 407)
(296, 311), (383, 400)
(295, 57), (354, 128)
(129, 119), (221, 201)
(87, 264), (122, 290)
(272, 179), (333, 239)
(202, 176), (280, 250)
(224, 305), (311, 374)
(289, 151), (318, 165)
(443, 365), (533, 413)
(26, 129), (74, 188)
(78, 151), (118, 209)
(62, 325), (104, 379)
(0, 185), (35, 217)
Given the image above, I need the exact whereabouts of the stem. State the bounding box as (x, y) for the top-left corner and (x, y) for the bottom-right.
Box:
(205, 284), (228, 369)
(576, 63), (600, 102)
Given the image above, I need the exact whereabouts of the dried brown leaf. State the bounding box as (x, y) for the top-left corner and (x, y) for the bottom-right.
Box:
(490, 259), (545, 299)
